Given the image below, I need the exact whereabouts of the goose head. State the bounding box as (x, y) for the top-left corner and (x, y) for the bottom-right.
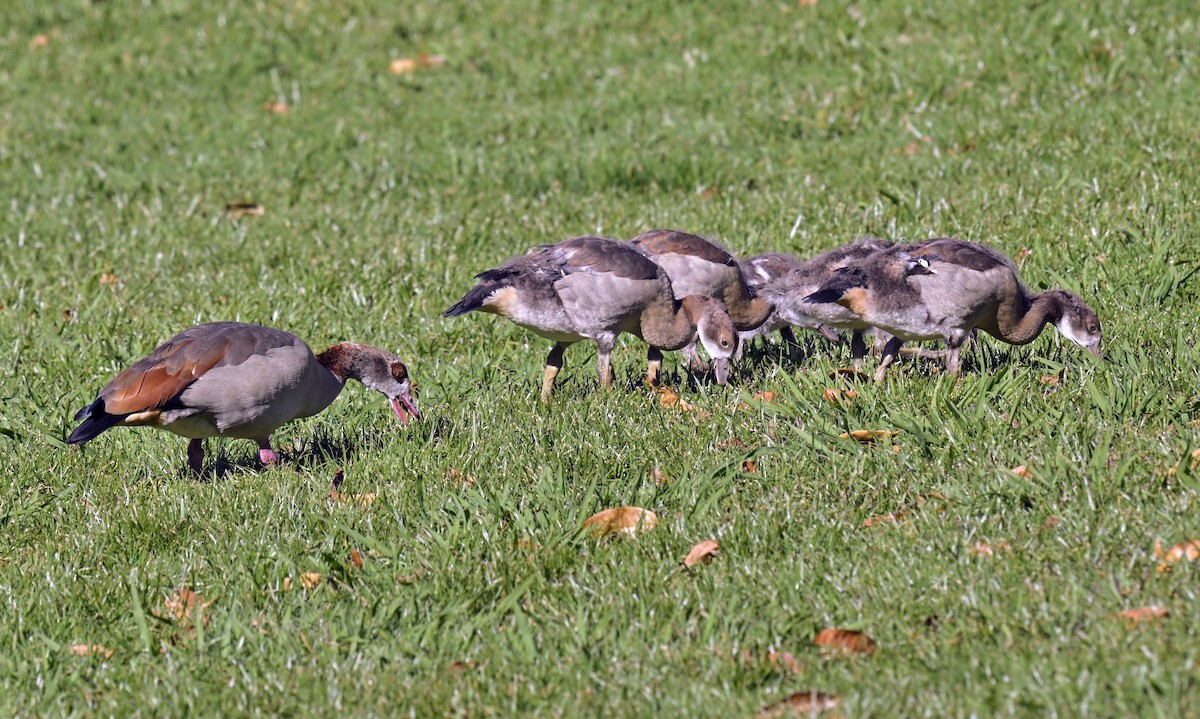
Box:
(684, 296), (739, 384)
(1049, 291), (1103, 359)
(324, 343), (421, 423)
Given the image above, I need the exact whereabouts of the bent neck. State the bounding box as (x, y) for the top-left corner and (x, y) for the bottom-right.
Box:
(725, 289), (773, 331)
(996, 291), (1064, 345)
(641, 296), (705, 351)
(315, 342), (368, 386)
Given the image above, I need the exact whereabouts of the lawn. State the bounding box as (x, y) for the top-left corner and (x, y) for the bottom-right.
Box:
(2, 0), (1199, 716)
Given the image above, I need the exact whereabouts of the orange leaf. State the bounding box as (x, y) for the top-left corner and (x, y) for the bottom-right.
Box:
(828, 368), (869, 382)
(754, 391), (777, 402)
(1118, 606), (1169, 627)
(300, 572), (323, 590)
(970, 541), (1011, 557)
(683, 539), (719, 568)
(655, 386), (694, 411)
(329, 467), (377, 506)
(447, 467), (476, 486)
(813, 627), (876, 656)
(840, 429), (899, 443)
(349, 550), (364, 569)
(1039, 373), (1061, 385)
(1011, 465), (1034, 478)
(822, 387), (858, 403)
(263, 101), (290, 114)
(163, 588), (212, 625)
(863, 512), (902, 527)
(69, 644), (114, 659)
(796, 0), (820, 6)
(756, 691), (841, 718)
(1154, 538), (1200, 572)
(766, 650), (803, 674)
(416, 53), (446, 68)
(650, 467), (668, 486)
(29, 34), (50, 50)
(99, 272), (119, 285)
(742, 460), (758, 473)
(583, 506), (658, 537)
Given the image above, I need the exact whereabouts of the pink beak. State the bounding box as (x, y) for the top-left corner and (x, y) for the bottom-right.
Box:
(390, 395), (420, 424)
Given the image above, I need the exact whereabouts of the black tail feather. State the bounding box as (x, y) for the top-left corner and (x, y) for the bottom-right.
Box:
(804, 287), (847, 305)
(443, 274), (509, 318)
(804, 266), (867, 305)
(67, 400), (125, 445)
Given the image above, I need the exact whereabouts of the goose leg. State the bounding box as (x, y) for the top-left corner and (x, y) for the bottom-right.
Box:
(595, 336), (616, 390)
(874, 336), (904, 383)
(780, 326), (802, 361)
(187, 439), (205, 475)
(257, 438), (278, 466)
(850, 330), (868, 370)
(541, 342), (567, 400)
(646, 346), (664, 386)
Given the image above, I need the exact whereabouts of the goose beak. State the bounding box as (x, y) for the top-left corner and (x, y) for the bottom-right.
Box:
(1085, 340), (1103, 359)
(712, 358), (729, 386)
(817, 325), (839, 343)
(390, 393), (421, 424)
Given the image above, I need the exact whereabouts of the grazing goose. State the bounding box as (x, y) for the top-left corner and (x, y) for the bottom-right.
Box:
(804, 238), (1103, 381)
(756, 237), (896, 366)
(68, 322), (420, 473)
(738, 252), (827, 354)
(630, 229), (772, 373)
(443, 235), (738, 398)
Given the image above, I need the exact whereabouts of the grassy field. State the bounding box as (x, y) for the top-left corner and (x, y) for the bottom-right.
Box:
(2, 0), (1199, 715)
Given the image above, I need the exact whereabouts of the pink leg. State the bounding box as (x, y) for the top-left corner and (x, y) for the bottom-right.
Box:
(187, 439), (205, 475)
(257, 439), (277, 466)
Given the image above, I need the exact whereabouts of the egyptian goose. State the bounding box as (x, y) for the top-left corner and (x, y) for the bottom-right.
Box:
(737, 252), (812, 353)
(805, 238), (1103, 381)
(629, 229), (771, 372)
(756, 237), (896, 365)
(68, 322), (420, 473)
(443, 235), (738, 398)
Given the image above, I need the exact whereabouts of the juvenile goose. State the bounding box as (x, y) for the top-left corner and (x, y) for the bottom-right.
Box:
(757, 237), (896, 366)
(443, 235), (738, 398)
(738, 252), (825, 353)
(805, 238), (1103, 381)
(630, 229), (772, 372)
(68, 322), (420, 473)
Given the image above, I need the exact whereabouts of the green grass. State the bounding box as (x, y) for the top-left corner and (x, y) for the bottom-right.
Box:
(2, 0), (1199, 715)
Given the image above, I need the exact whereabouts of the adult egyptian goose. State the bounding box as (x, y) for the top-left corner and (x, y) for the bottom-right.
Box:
(629, 229), (772, 372)
(804, 238), (1103, 381)
(756, 237), (896, 365)
(68, 322), (420, 473)
(443, 235), (738, 398)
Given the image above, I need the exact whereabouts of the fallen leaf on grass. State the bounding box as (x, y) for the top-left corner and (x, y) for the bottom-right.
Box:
(814, 628), (876, 656)
(161, 588), (212, 634)
(655, 386), (694, 411)
(30, 34), (51, 49)
(767, 650), (803, 674)
(300, 572), (324, 590)
(1045, 515), (1062, 528)
(863, 512), (901, 527)
(683, 539), (719, 568)
(970, 541), (1011, 558)
(263, 101), (290, 114)
(329, 467), (378, 507)
(839, 429), (899, 443)
(448, 659), (477, 673)
(756, 691), (841, 718)
(583, 506), (658, 537)
(99, 272), (119, 285)
(1040, 373), (1061, 385)
(822, 388), (858, 403)
(447, 467), (476, 486)
(1011, 465), (1034, 479)
(650, 467), (668, 486)
(69, 644), (114, 659)
(1154, 538), (1200, 572)
(1191, 448), (1200, 469)
(349, 550), (364, 569)
(742, 459), (758, 473)
(1118, 606), (1168, 626)
(389, 54), (445, 75)
(226, 202), (265, 218)
(828, 368), (869, 382)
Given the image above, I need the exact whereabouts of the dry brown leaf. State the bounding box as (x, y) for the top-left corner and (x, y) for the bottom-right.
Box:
(742, 459), (758, 473)
(583, 506), (658, 537)
(821, 388), (858, 403)
(650, 467), (668, 486)
(300, 572), (323, 590)
(447, 467), (476, 486)
(1045, 515), (1062, 528)
(1118, 606), (1169, 627)
(349, 550), (364, 570)
(813, 628), (876, 656)
(655, 386), (694, 411)
(69, 644), (114, 659)
(754, 391), (778, 402)
(1154, 538), (1200, 572)
(863, 512), (901, 527)
(282, 576), (294, 591)
(682, 539), (719, 568)
(839, 429), (899, 443)
(756, 691), (841, 718)
(389, 57), (419, 74)
(1011, 465), (1034, 478)
(99, 272), (119, 285)
(448, 659), (477, 673)
(417, 53), (446, 67)
(766, 650), (803, 674)
(1039, 373), (1061, 385)
(717, 436), (749, 450)
(329, 467), (377, 506)
(30, 34), (51, 49)
(161, 588), (212, 634)
(263, 101), (290, 114)
(828, 368), (869, 382)
(226, 202), (265, 218)
(796, 0), (820, 6)
(970, 541), (1011, 558)
(1191, 448), (1200, 469)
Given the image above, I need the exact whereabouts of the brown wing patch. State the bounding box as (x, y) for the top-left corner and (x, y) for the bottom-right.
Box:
(98, 323), (302, 415)
(630, 229), (736, 266)
(909, 239), (1011, 272)
(842, 287), (871, 316)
